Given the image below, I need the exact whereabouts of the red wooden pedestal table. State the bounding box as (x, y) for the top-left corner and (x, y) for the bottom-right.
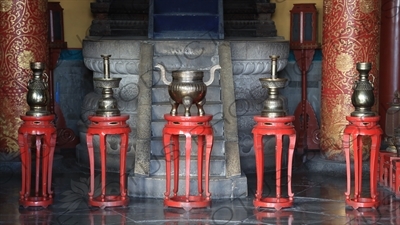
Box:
(343, 116), (382, 209)
(86, 115), (131, 208)
(252, 116), (296, 210)
(18, 115), (57, 208)
(378, 152), (399, 188)
(378, 152), (396, 186)
(391, 159), (400, 197)
(162, 114), (214, 210)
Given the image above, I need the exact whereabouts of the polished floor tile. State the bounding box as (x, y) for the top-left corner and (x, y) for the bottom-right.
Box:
(1, 156), (400, 225)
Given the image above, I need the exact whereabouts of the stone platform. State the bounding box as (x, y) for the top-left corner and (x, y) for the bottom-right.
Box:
(78, 37), (289, 198)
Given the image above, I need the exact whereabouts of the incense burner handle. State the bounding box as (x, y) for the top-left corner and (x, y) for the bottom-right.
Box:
(205, 65), (221, 86)
(155, 63), (171, 85)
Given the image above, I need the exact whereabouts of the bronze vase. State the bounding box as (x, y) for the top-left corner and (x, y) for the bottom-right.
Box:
(350, 62), (376, 117)
(26, 62), (50, 117)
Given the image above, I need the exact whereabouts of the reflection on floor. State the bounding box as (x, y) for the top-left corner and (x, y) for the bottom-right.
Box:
(1, 154), (400, 225)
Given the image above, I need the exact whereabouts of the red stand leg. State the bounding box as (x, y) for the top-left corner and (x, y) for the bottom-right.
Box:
(198, 135), (204, 196)
(163, 133), (172, 198)
(343, 116), (382, 209)
(18, 115), (57, 208)
(252, 116), (296, 210)
(162, 114), (214, 211)
(205, 134), (213, 199)
(86, 115), (131, 208)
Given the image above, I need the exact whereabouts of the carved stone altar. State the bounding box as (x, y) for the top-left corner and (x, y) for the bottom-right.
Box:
(78, 38), (289, 198)
(79, 0), (289, 198)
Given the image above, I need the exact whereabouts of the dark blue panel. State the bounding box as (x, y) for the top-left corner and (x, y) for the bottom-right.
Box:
(291, 13), (300, 42)
(153, 0), (219, 14)
(149, 0), (223, 39)
(59, 49), (83, 61)
(304, 13), (313, 41)
(289, 49), (322, 61)
(153, 15), (219, 32)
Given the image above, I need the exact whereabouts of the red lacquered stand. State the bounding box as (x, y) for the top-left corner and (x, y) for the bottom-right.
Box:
(18, 115), (57, 208)
(86, 115), (131, 208)
(391, 159), (400, 197)
(162, 114), (214, 210)
(378, 152), (399, 188)
(343, 116), (382, 209)
(378, 152), (396, 186)
(252, 116), (296, 210)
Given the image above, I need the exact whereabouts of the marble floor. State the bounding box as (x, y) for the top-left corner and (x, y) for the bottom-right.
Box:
(1, 153), (400, 225)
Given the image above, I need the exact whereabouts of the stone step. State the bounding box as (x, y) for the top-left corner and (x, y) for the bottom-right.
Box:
(151, 136), (225, 157)
(128, 173), (248, 199)
(151, 102), (223, 120)
(149, 156), (226, 177)
(152, 85), (221, 103)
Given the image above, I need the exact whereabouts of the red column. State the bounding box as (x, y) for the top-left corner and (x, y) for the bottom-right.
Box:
(379, 0), (400, 134)
(0, 0), (48, 156)
(321, 0), (380, 160)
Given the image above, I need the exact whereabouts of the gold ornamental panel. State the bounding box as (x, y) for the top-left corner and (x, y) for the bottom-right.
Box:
(0, 0), (12, 12)
(360, 0), (375, 14)
(17, 50), (35, 70)
(335, 53), (354, 73)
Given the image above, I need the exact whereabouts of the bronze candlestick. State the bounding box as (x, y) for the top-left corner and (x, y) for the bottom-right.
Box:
(259, 55), (287, 117)
(94, 55), (121, 117)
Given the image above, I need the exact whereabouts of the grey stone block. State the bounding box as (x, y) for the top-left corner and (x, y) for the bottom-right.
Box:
(128, 173), (248, 198)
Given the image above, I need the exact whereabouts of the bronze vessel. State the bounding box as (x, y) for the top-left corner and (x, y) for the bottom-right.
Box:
(394, 126), (400, 157)
(385, 91), (400, 152)
(259, 55), (287, 117)
(155, 64), (221, 116)
(350, 62), (376, 117)
(94, 55), (121, 117)
(26, 62), (50, 116)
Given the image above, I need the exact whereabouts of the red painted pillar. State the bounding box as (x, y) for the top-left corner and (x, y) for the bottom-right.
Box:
(379, 0), (400, 135)
(0, 0), (48, 158)
(320, 0), (380, 160)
